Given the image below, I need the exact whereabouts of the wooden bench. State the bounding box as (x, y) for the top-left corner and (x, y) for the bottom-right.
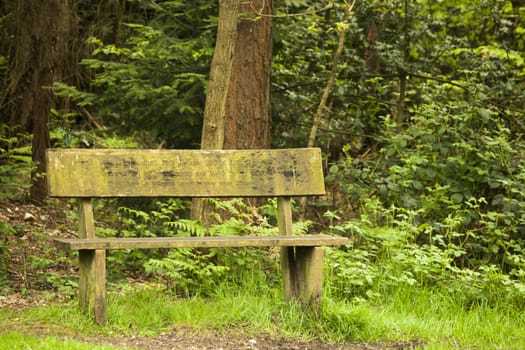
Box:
(46, 148), (348, 324)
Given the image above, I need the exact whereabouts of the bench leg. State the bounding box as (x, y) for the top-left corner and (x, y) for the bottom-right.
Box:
(281, 246), (324, 315)
(281, 246), (296, 300)
(79, 249), (106, 324)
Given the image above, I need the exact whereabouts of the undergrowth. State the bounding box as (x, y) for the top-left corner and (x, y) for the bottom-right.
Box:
(81, 196), (525, 313)
(3, 196), (516, 349)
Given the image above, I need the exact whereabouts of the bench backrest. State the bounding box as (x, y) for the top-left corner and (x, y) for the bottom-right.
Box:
(46, 148), (325, 198)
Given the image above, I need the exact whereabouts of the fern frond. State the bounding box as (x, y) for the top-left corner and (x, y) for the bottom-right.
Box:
(163, 219), (205, 237)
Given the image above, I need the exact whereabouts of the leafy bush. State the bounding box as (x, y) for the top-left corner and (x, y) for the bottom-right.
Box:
(324, 100), (525, 304)
(326, 225), (525, 308)
(144, 248), (228, 297)
(329, 99), (525, 270)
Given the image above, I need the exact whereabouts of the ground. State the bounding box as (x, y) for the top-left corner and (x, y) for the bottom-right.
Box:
(0, 198), (420, 350)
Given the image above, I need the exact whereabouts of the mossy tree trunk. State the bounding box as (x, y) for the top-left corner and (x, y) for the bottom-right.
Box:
(199, 0), (240, 150)
(192, 0), (240, 223)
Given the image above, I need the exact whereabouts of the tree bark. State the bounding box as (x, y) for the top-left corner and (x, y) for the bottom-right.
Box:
(224, 0), (272, 150)
(193, 0), (240, 223)
(6, 0), (76, 203)
(200, 0), (240, 150)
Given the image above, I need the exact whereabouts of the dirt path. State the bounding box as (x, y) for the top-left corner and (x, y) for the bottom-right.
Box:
(79, 328), (388, 350)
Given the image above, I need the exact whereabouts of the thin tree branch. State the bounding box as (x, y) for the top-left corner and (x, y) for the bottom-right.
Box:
(80, 107), (108, 137)
(307, 0), (355, 148)
(299, 0), (355, 218)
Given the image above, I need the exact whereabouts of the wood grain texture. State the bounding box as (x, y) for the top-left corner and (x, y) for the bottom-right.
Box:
(46, 148), (325, 197)
(295, 246), (324, 314)
(277, 197), (293, 236)
(278, 197), (295, 299)
(78, 199), (95, 238)
(54, 234), (348, 250)
(79, 249), (106, 324)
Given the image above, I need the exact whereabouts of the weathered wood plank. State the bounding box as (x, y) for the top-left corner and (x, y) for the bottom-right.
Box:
(78, 199), (95, 238)
(46, 148), (325, 197)
(54, 234), (348, 250)
(77, 198), (107, 323)
(295, 246), (324, 314)
(278, 197), (295, 299)
(281, 246), (296, 300)
(79, 249), (106, 324)
(277, 197), (293, 236)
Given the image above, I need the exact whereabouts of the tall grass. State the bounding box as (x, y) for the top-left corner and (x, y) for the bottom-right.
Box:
(370, 286), (525, 349)
(2, 274), (524, 349)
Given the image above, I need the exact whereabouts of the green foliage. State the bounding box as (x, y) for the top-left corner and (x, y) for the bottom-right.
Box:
(0, 221), (14, 293)
(0, 124), (34, 199)
(312, 0), (525, 303)
(30, 254), (78, 299)
(0, 332), (115, 350)
(330, 97), (525, 267)
(272, 0), (524, 151)
(50, 109), (140, 149)
(142, 199), (282, 295)
(272, 1), (365, 148)
(325, 224), (525, 308)
(96, 198), (284, 295)
(144, 248), (228, 297)
(52, 1), (216, 148)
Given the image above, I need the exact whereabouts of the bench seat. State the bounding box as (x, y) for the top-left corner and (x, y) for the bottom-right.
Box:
(54, 234), (348, 250)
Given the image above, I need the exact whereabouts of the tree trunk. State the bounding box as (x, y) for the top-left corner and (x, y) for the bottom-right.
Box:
(223, 0), (272, 150)
(192, 0), (240, 223)
(199, 0), (240, 150)
(6, 0), (76, 203)
(223, 0), (272, 210)
(194, 0), (274, 222)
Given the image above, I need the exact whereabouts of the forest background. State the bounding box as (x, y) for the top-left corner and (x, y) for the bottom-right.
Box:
(0, 0), (524, 347)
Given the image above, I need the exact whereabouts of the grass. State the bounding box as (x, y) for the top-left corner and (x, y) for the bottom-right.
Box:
(0, 332), (116, 350)
(1, 280), (524, 349)
(371, 287), (525, 349)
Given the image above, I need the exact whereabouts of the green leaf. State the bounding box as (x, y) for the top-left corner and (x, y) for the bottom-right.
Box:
(451, 193), (463, 204)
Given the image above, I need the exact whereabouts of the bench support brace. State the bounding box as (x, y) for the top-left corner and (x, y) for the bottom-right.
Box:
(278, 197), (323, 314)
(78, 199), (106, 324)
(79, 249), (106, 324)
(281, 246), (323, 314)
